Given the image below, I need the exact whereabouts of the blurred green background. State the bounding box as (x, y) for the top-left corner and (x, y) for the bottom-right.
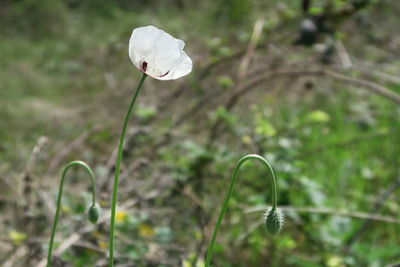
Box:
(0, 0), (399, 266)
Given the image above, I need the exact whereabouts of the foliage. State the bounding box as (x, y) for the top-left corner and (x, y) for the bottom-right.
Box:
(0, 0), (400, 266)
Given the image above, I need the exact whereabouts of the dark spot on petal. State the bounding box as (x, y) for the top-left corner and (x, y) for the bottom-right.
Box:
(141, 61), (148, 72)
(159, 71), (170, 78)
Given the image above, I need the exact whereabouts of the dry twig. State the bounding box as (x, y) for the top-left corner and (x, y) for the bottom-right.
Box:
(48, 125), (101, 172)
(245, 205), (400, 224)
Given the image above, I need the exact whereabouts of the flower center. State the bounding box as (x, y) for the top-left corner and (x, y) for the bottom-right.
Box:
(141, 61), (148, 72)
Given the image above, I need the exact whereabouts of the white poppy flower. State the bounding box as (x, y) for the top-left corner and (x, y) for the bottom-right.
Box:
(129, 25), (192, 80)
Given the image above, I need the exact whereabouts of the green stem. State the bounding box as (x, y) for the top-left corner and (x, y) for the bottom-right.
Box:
(108, 73), (147, 266)
(47, 160), (96, 267)
(205, 154), (277, 267)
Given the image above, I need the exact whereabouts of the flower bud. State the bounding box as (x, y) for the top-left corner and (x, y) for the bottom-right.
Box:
(265, 208), (283, 236)
(88, 203), (101, 224)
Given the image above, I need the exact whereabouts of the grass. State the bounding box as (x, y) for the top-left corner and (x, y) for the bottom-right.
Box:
(1, 1), (400, 266)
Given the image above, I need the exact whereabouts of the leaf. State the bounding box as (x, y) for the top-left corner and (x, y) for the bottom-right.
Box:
(9, 230), (27, 245)
(136, 105), (157, 122)
(307, 110), (330, 123)
(138, 223), (155, 238)
(115, 209), (128, 223)
(254, 112), (276, 137)
(213, 106), (237, 125)
(217, 75), (234, 89)
(326, 255), (345, 267)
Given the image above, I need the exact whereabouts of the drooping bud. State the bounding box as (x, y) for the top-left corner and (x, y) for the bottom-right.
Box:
(88, 203), (101, 224)
(265, 208), (283, 236)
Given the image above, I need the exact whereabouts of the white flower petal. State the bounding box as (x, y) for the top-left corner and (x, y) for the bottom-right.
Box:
(154, 37), (185, 74)
(129, 26), (161, 71)
(129, 25), (192, 80)
(156, 51), (192, 80)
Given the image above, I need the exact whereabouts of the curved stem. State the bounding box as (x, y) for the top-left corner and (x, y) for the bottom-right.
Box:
(205, 154), (277, 267)
(47, 160), (96, 267)
(109, 73), (147, 267)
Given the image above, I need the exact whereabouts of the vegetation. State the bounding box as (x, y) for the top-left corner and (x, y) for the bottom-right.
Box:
(0, 0), (399, 266)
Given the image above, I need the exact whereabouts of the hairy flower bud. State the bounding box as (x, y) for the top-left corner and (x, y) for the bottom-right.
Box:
(265, 208), (283, 236)
(88, 203), (101, 224)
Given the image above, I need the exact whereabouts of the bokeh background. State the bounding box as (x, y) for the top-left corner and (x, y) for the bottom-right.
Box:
(1, 0), (399, 266)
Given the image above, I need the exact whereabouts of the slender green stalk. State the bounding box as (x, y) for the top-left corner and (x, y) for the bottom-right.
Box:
(108, 73), (147, 266)
(205, 154), (278, 267)
(47, 161), (96, 267)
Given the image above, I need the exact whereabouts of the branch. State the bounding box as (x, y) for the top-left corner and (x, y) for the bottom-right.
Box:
(230, 69), (400, 108)
(237, 18), (265, 80)
(245, 205), (400, 224)
(345, 176), (400, 246)
(323, 69), (400, 104)
(48, 126), (101, 172)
